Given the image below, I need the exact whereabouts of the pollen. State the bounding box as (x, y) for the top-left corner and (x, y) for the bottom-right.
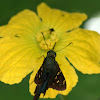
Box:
(36, 28), (58, 50)
(36, 33), (43, 42)
(50, 33), (57, 40)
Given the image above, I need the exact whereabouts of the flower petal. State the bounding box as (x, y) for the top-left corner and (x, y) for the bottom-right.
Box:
(29, 54), (78, 98)
(0, 24), (43, 84)
(37, 3), (87, 33)
(55, 28), (100, 74)
(8, 9), (41, 36)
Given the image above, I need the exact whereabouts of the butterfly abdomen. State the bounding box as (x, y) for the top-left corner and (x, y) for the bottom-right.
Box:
(33, 85), (41, 100)
(34, 76), (50, 100)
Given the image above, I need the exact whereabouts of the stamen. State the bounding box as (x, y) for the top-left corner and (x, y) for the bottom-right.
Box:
(36, 28), (58, 50)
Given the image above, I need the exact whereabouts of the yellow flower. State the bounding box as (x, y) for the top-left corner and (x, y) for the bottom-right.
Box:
(0, 2), (100, 99)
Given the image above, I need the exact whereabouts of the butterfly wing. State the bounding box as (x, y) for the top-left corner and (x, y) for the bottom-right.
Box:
(34, 59), (66, 91)
(34, 58), (46, 85)
(48, 61), (66, 91)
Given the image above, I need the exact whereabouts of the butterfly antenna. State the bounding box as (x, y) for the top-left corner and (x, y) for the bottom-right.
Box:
(56, 42), (73, 52)
(41, 32), (50, 50)
(52, 42), (56, 50)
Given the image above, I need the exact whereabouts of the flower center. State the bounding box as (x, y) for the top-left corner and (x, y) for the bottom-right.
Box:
(36, 28), (58, 50)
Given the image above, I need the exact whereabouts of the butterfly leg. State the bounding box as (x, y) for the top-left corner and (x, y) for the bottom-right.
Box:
(37, 55), (45, 59)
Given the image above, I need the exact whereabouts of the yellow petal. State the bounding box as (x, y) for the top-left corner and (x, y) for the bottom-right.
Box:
(29, 53), (78, 98)
(0, 24), (44, 84)
(8, 9), (41, 36)
(55, 28), (100, 74)
(37, 3), (87, 33)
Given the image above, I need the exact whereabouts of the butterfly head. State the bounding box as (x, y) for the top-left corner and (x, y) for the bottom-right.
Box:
(47, 50), (56, 58)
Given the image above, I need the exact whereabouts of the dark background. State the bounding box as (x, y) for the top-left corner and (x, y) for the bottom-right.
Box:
(0, 0), (100, 100)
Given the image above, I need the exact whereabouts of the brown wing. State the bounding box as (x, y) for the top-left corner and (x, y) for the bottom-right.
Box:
(34, 65), (43, 85)
(34, 59), (46, 85)
(34, 59), (66, 91)
(48, 61), (66, 91)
